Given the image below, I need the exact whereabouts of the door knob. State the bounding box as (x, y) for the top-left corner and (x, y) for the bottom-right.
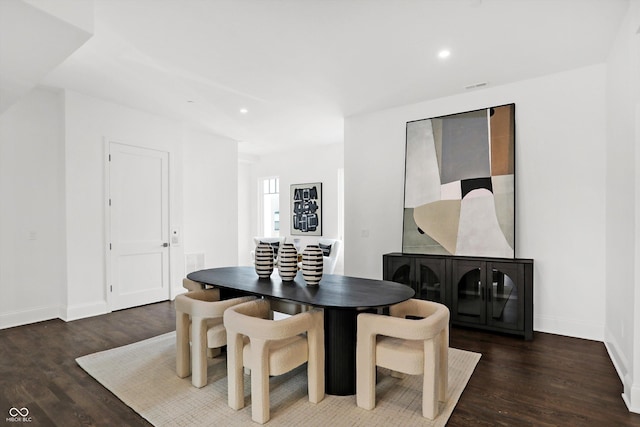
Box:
(162, 242), (169, 247)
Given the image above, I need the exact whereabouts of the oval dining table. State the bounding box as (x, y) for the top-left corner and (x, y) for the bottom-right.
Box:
(187, 266), (415, 396)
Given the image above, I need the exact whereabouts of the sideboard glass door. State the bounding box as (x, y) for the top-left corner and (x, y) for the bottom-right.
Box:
(452, 260), (486, 325)
(487, 262), (524, 331)
(416, 257), (447, 304)
(385, 256), (413, 290)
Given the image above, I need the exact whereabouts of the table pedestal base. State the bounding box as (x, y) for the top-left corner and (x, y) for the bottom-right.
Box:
(324, 308), (357, 396)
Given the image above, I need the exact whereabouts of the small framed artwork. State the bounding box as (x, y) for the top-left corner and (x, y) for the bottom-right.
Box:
(291, 182), (322, 236)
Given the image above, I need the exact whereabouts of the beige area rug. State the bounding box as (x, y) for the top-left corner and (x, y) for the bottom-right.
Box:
(76, 333), (480, 426)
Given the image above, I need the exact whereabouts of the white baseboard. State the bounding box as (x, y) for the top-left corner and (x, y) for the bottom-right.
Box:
(622, 384), (640, 414)
(534, 314), (604, 341)
(605, 331), (640, 414)
(62, 301), (110, 322)
(0, 299), (161, 329)
(0, 305), (60, 330)
(604, 334), (629, 381)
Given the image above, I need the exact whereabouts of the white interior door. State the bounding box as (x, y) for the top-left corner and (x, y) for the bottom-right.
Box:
(108, 142), (170, 311)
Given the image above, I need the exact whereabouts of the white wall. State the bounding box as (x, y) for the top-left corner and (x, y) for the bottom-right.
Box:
(63, 90), (185, 319)
(238, 158), (255, 266)
(63, 91), (240, 319)
(345, 64), (607, 341)
(0, 88), (239, 328)
(0, 87), (67, 328)
(605, 0), (640, 413)
(183, 128), (239, 270)
(240, 143), (344, 272)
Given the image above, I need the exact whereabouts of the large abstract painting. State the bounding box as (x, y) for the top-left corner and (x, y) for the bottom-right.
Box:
(403, 104), (515, 258)
(291, 182), (322, 236)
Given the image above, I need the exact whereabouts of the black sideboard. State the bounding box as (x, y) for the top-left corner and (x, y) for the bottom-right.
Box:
(383, 252), (533, 339)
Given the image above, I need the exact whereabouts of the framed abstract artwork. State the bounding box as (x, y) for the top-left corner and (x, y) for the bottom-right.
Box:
(291, 182), (322, 236)
(402, 103), (516, 258)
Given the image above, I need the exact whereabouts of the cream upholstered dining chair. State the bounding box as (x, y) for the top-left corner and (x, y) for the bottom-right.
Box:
(182, 277), (206, 291)
(175, 289), (255, 388)
(356, 298), (450, 419)
(224, 299), (325, 424)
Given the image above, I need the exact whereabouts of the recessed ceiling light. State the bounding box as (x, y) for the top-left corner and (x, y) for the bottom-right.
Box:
(438, 50), (451, 59)
(240, 108), (248, 114)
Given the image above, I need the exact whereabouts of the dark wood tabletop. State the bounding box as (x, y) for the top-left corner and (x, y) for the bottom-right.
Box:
(187, 266), (414, 309)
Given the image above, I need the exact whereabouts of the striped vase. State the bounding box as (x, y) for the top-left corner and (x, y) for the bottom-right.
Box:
(255, 243), (274, 279)
(302, 244), (324, 286)
(278, 243), (298, 282)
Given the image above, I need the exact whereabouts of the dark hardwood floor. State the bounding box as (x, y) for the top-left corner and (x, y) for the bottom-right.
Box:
(0, 302), (175, 426)
(448, 327), (640, 426)
(1, 301), (639, 426)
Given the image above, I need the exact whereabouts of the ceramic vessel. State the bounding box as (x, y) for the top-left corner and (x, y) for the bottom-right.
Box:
(278, 243), (298, 282)
(254, 242), (274, 279)
(302, 244), (324, 286)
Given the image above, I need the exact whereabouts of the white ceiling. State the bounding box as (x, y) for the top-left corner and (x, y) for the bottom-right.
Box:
(0, 0), (91, 113)
(41, 0), (629, 156)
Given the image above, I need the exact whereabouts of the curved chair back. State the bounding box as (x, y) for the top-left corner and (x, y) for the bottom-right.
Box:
(175, 290), (255, 388)
(182, 277), (206, 291)
(224, 299), (324, 424)
(356, 298), (449, 419)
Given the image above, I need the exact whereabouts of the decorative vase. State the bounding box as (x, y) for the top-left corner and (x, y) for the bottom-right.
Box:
(255, 242), (274, 279)
(302, 244), (324, 286)
(278, 243), (298, 282)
